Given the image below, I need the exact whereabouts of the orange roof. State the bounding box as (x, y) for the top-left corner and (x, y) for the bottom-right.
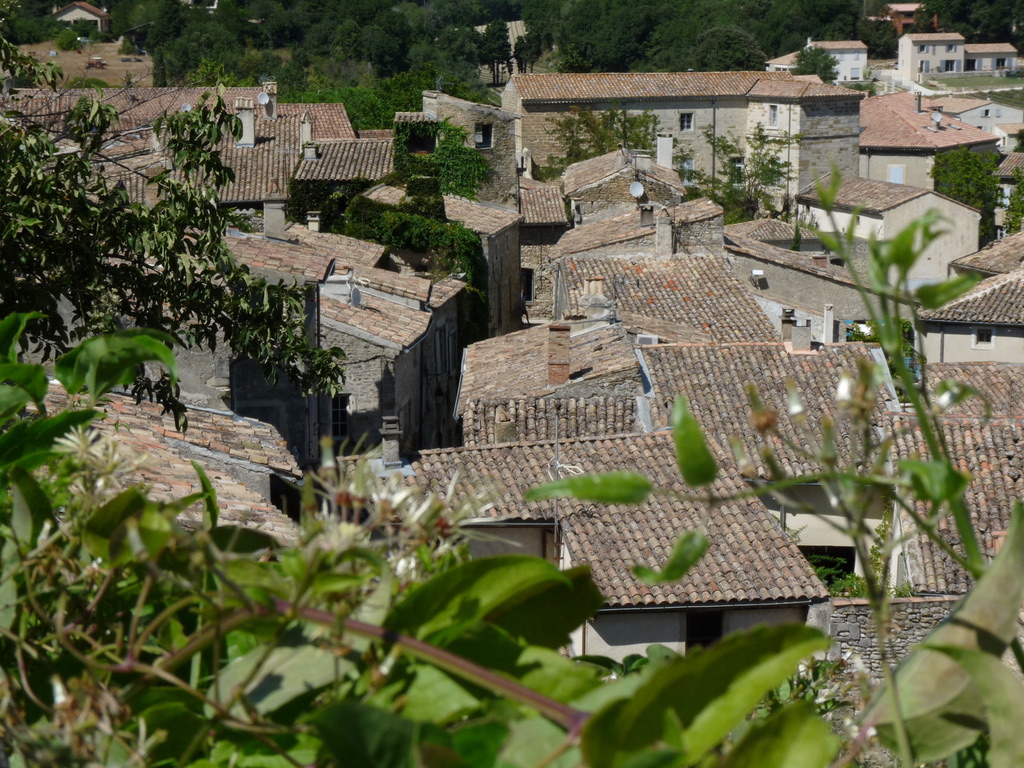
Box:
(860, 92), (999, 150)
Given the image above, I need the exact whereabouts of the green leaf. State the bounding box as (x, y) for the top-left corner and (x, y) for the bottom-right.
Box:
(865, 504), (1024, 762)
(192, 461), (219, 530)
(209, 525), (280, 553)
(0, 410), (96, 475)
(0, 313), (41, 365)
(724, 701), (839, 768)
(402, 664), (481, 724)
(139, 702), (205, 766)
(385, 556), (573, 645)
(581, 624), (829, 768)
(633, 531), (709, 584)
(83, 487), (148, 561)
(525, 472), (652, 504)
(210, 628), (353, 718)
(926, 645), (1024, 768)
(672, 397), (717, 487)
(54, 329), (178, 402)
(0, 363), (49, 409)
(900, 459), (971, 506)
(916, 273), (982, 309)
(314, 702), (417, 768)
(499, 716), (577, 768)
(9, 467), (51, 549)
(451, 721), (508, 768)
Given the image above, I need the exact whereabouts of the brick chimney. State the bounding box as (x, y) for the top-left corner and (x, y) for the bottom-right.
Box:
(547, 325), (571, 387)
(235, 97), (255, 148)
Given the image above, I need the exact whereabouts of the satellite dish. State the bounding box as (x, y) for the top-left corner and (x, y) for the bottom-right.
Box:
(257, 91), (271, 105)
(181, 102), (192, 112)
(931, 110), (942, 124)
(629, 181), (646, 199)
(350, 287), (361, 308)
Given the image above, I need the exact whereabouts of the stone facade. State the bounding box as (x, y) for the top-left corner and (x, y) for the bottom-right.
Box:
(484, 223), (524, 336)
(520, 224), (565, 321)
(826, 596), (959, 680)
(422, 91), (519, 208)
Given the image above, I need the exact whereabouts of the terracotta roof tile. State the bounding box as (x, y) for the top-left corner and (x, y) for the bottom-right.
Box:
(321, 293), (430, 348)
(860, 92), (1000, 151)
(364, 184), (406, 206)
(905, 32), (965, 41)
(408, 432), (827, 606)
(285, 226), (387, 269)
(925, 362), (1024, 418)
(350, 265), (431, 303)
(458, 323), (640, 413)
(925, 96), (992, 114)
(520, 180), (568, 226)
(919, 267), (1024, 324)
(461, 396), (642, 446)
(951, 230), (1024, 275)
(724, 218), (814, 243)
(964, 43), (1018, 53)
(562, 149), (687, 197)
(293, 139), (393, 182)
(997, 152), (1024, 176)
(797, 175), (932, 212)
(724, 233), (857, 286)
(554, 200), (721, 256)
(228, 233), (335, 283)
(558, 255), (778, 343)
(428, 276), (466, 308)
(444, 196), (522, 235)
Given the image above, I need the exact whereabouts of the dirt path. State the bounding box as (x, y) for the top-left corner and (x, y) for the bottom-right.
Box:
(18, 41), (154, 88)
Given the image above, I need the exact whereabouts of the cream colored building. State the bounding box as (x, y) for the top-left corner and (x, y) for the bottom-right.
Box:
(898, 32), (967, 80)
(49, 1), (110, 33)
(765, 39), (869, 82)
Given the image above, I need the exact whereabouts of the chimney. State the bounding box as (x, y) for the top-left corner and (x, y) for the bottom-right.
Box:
(380, 415), (402, 469)
(915, 92), (922, 113)
(655, 207), (672, 256)
(547, 325), (571, 387)
(640, 204), (654, 227)
(634, 152), (652, 172)
(303, 142), (318, 161)
(235, 97), (255, 148)
(300, 112), (312, 147)
(522, 147), (533, 180)
(792, 320), (813, 351)
(261, 80), (278, 120)
(616, 150), (628, 171)
(657, 133), (674, 169)
(823, 304), (836, 344)
(585, 276), (604, 295)
(781, 308), (796, 341)
(307, 211), (321, 232)
(263, 180), (287, 240)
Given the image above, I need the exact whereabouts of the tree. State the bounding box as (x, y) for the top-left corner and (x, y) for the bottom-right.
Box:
(691, 124), (796, 222)
(1003, 169), (1024, 234)
(552, 105), (659, 167)
(0, 35), (344, 423)
(794, 45), (839, 84)
(1014, 127), (1024, 153)
(693, 26), (766, 71)
(478, 19), (511, 85)
(513, 31), (542, 73)
(930, 147), (1002, 243)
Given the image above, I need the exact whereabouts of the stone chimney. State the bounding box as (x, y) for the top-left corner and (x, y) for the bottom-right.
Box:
(261, 80), (278, 120)
(655, 208), (673, 256)
(657, 134), (674, 169)
(634, 152), (652, 172)
(300, 112), (312, 147)
(307, 211), (321, 232)
(303, 142), (318, 161)
(263, 180), (287, 240)
(522, 147), (534, 180)
(792, 320), (813, 351)
(547, 325), (571, 387)
(380, 415), (402, 469)
(616, 150), (628, 171)
(823, 304), (836, 344)
(235, 97), (255, 148)
(640, 204), (654, 227)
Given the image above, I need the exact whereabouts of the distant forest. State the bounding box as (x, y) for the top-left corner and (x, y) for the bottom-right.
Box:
(5, 0), (1023, 123)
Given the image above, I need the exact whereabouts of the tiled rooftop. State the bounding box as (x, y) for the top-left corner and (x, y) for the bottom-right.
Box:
(428, 276), (466, 309)
(293, 139), (394, 182)
(444, 196), (523, 235)
(891, 414), (1024, 594)
(229, 233), (336, 283)
(905, 32), (965, 41)
(925, 362), (1024, 418)
(562, 149), (687, 197)
(409, 432), (828, 606)
(507, 71), (854, 102)
(860, 93), (999, 151)
(919, 268), (1024, 325)
(321, 292), (431, 349)
(458, 323), (640, 413)
(350, 264), (432, 303)
(363, 184), (406, 206)
(644, 342), (885, 477)
(519, 178), (568, 226)
(46, 386), (300, 543)
(285, 226), (387, 270)
(797, 175), (931, 213)
(559, 255), (778, 343)
(724, 233), (857, 287)
(461, 396), (643, 447)
(965, 43), (1018, 53)
(747, 79), (866, 100)
(724, 218), (815, 243)
(216, 113), (305, 204)
(924, 96), (992, 114)
(950, 230), (1024, 275)
(997, 152), (1024, 176)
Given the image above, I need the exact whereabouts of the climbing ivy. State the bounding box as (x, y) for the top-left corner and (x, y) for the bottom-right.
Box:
(393, 119), (489, 199)
(286, 178), (372, 231)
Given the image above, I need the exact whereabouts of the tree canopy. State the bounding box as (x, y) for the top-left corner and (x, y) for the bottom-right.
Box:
(794, 45), (839, 84)
(930, 147), (1002, 243)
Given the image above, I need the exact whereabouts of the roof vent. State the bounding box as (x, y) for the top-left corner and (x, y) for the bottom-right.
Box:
(636, 333), (659, 346)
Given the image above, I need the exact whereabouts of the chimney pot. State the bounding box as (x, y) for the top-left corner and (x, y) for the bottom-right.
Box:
(547, 325), (571, 387)
(656, 133), (674, 169)
(307, 211), (321, 232)
(585, 276), (605, 295)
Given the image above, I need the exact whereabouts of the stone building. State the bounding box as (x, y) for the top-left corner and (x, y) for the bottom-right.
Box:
(500, 71), (863, 196)
(518, 177), (569, 320)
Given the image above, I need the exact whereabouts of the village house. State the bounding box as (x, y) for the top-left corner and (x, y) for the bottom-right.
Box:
(858, 92), (1000, 189)
(766, 40), (869, 82)
(950, 228), (1024, 277)
(922, 96), (1024, 135)
(897, 33), (1018, 81)
(518, 177), (569, 320)
(500, 71), (864, 194)
(918, 266), (1024, 364)
(49, 1), (109, 33)
(873, 3), (931, 35)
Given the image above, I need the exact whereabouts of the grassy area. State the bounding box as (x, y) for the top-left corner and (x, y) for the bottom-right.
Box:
(927, 75), (1020, 89)
(981, 90), (1024, 109)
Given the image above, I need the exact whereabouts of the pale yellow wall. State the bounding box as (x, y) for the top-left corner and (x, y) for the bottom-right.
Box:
(881, 195), (980, 285)
(921, 322), (1024, 363)
(466, 525), (553, 560)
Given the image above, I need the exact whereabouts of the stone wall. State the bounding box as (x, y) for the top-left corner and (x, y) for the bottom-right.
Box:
(826, 596), (959, 679)
(675, 215), (723, 254)
(572, 173), (682, 225)
(521, 224), (566, 321)
(486, 224), (523, 336)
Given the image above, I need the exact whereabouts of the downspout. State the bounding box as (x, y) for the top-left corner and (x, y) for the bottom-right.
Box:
(939, 322), (945, 362)
(711, 98), (718, 180)
(787, 101), (794, 202)
(311, 281), (323, 465)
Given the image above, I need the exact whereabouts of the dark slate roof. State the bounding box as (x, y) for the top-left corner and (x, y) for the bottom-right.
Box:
(461, 396), (643, 447)
(644, 342), (885, 477)
(924, 363), (1024, 418)
(919, 268), (1024, 325)
(409, 432), (828, 606)
(891, 414), (1024, 594)
(558, 255), (777, 344)
(293, 139), (394, 182)
(950, 230), (1024, 276)
(45, 386), (300, 543)
(458, 323), (640, 414)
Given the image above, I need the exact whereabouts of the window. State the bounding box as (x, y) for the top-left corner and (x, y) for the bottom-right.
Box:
(851, 67), (861, 80)
(974, 327), (995, 347)
(679, 156), (695, 182)
(679, 112), (694, 131)
(997, 57), (1007, 69)
(686, 611), (723, 650)
(768, 104), (779, 127)
(887, 164), (905, 184)
(331, 394), (350, 444)
(919, 60), (930, 74)
(520, 268), (535, 302)
(942, 59), (957, 72)
(918, 44), (928, 53)
(996, 108), (1003, 118)
(731, 156), (745, 174)
(946, 43), (957, 52)
(983, 108), (991, 117)
(474, 123), (492, 149)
